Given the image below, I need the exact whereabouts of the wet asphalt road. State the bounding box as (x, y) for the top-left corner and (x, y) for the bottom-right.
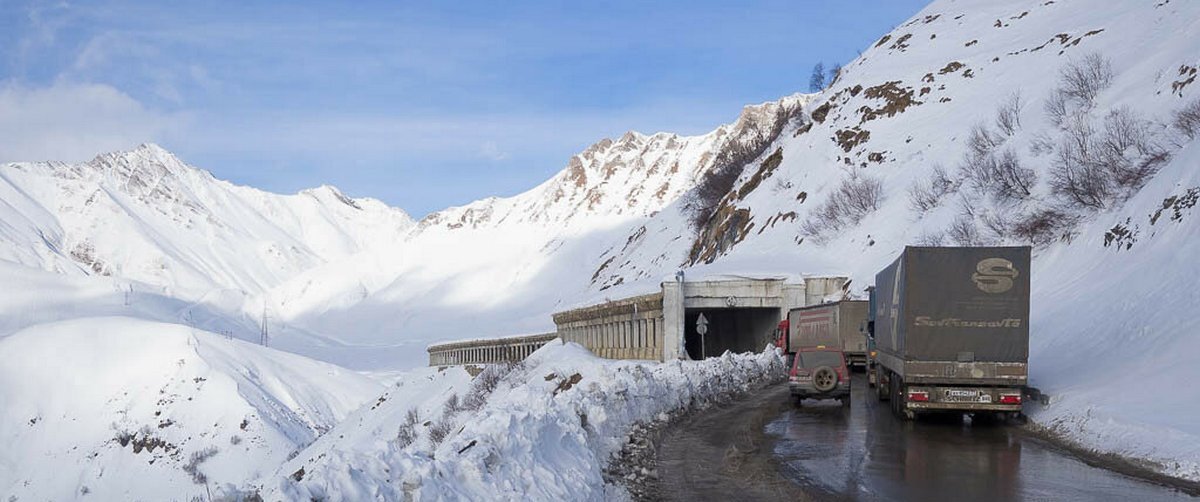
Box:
(769, 374), (1197, 501)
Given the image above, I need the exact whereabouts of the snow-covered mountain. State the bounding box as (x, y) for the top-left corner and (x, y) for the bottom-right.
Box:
(2, 0), (1200, 495)
(0, 143), (414, 297)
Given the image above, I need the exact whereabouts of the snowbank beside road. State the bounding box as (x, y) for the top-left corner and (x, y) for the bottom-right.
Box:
(269, 342), (785, 501)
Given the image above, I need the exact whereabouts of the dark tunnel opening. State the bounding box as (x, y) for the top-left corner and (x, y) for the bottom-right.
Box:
(683, 307), (780, 360)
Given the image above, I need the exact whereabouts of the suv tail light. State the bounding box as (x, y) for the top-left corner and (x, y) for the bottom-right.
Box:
(999, 394), (1022, 404)
(907, 391), (929, 402)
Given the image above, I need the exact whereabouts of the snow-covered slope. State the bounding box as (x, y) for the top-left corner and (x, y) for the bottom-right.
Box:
(0, 317), (382, 500)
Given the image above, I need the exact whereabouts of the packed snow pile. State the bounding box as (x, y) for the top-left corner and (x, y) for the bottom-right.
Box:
(265, 342), (785, 500)
(0, 317), (382, 500)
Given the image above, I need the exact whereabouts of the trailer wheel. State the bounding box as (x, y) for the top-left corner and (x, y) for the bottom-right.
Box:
(893, 378), (904, 418)
(876, 368), (890, 401)
(891, 373), (913, 421)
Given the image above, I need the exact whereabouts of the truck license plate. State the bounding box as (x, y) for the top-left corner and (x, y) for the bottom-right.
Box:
(945, 389), (990, 403)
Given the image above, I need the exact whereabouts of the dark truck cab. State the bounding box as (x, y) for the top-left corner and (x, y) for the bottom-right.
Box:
(869, 246), (1030, 421)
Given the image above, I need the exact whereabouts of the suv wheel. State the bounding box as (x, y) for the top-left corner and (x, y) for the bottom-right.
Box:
(812, 366), (837, 392)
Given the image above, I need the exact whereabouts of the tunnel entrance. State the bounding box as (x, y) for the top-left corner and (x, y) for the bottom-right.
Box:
(684, 307), (780, 360)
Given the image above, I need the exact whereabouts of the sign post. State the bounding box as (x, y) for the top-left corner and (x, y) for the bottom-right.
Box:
(696, 313), (709, 359)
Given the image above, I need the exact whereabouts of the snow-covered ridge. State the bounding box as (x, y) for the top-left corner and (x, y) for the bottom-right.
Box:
(417, 94), (810, 232)
(0, 143), (415, 297)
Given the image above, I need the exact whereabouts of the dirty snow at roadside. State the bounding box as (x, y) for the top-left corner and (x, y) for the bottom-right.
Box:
(266, 342), (784, 501)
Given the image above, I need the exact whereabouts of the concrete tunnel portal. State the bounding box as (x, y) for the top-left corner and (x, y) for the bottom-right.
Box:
(429, 276), (850, 368)
(684, 307), (781, 359)
(550, 275), (849, 363)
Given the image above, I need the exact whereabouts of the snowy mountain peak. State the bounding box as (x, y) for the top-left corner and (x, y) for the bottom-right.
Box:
(0, 144), (415, 296)
(84, 142), (205, 181)
(415, 94), (811, 235)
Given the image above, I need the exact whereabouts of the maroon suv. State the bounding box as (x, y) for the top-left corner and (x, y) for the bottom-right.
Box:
(789, 346), (851, 406)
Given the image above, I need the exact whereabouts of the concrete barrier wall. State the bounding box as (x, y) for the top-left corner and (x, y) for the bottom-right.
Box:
(427, 332), (558, 366)
(553, 293), (666, 361)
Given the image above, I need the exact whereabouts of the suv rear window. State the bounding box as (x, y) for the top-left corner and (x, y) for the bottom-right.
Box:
(796, 351), (842, 368)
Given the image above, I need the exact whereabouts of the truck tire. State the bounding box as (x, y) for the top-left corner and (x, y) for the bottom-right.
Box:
(888, 374), (900, 416)
(812, 366), (837, 392)
(891, 373), (914, 421)
(876, 368), (890, 401)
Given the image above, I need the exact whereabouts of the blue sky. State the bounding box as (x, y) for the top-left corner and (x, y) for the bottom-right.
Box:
(0, 0), (928, 216)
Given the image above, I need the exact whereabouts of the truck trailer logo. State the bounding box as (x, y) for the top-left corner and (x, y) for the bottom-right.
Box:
(972, 258), (1019, 293)
(914, 316), (1022, 328)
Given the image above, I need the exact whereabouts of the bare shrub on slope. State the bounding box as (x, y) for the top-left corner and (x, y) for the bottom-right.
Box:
(1012, 209), (1081, 245)
(958, 123), (1036, 203)
(962, 147), (1037, 202)
(1050, 108), (1169, 209)
(1046, 54), (1114, 127)
(182, 447), (218, 484)
(996, 92), (1024, 136)
(966, 123), (1002, 158)
(801, 175), (883, 239)
(947, 214), (982, 246)
(908, 164), (958, 213)
(1045, 90), (1071, 127)
(462, 363), (515, 412)
(1059, 53), (1113, 106)
(428, 418), (454, 446)
(1173, 98), (1200, 140)
(396, 408), (420, 448)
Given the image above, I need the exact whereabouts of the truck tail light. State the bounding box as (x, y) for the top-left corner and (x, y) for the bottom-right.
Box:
(907, 391), (929, 402)
(999, 394), (1022, 404)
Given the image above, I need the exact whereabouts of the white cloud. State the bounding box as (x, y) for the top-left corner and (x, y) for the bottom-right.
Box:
(478, 140), (509, 161)
(0, 81), (180, 163)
